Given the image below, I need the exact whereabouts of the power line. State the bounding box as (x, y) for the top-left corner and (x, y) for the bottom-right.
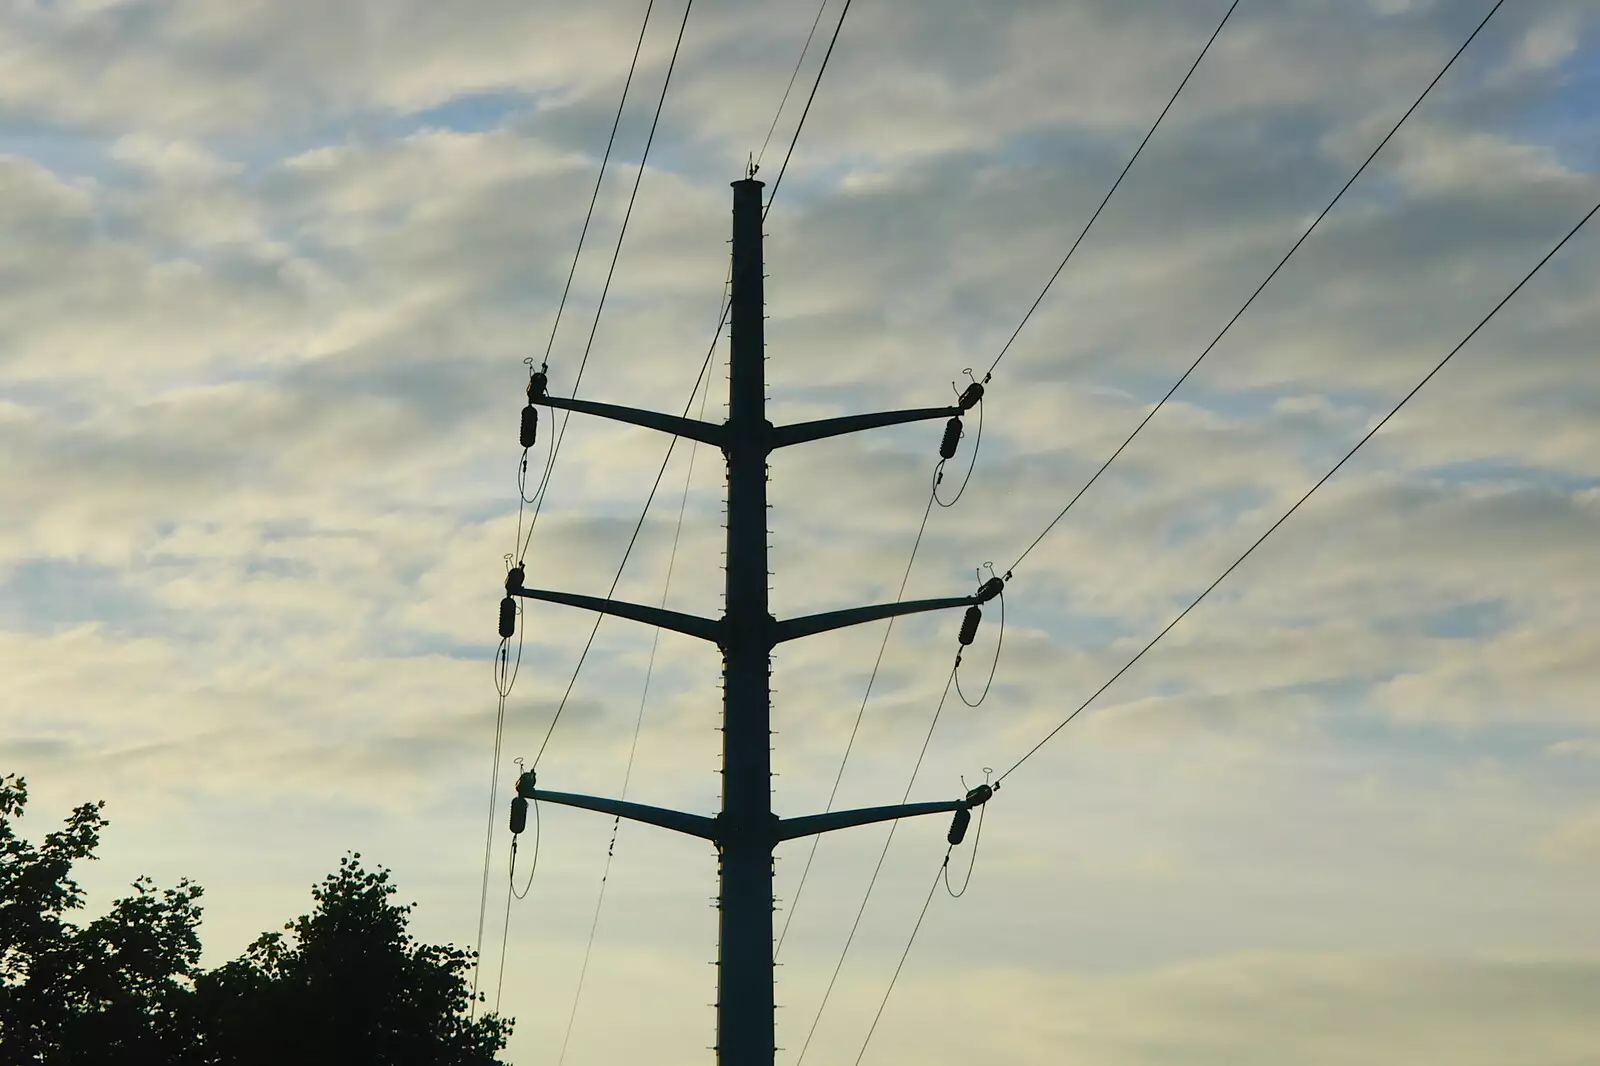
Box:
(999, 194), (1600, 785)
(550, 287), (720, 1066)
(521, 0), (698, 565)
(539, 0), (657, 373)
(484, 269), (725, 1027)
(516, 0), (659, 548)
(556, 814), (618, 1066)
(776, 0), (1239, 1026)
(758, 0), (831, 169)
(763, 0), (854, 218)
(470, 0), (662, 1003)
(470, 647), (516, 1011)
(533, 282), (730, 768)
(1005, 0), (1508, 577)
(775, 475), (938, 956)
(777, 0), (1234, 1011)
(772, 387), (987, 954)
(795, 1), (1522, 1049)
(489, 253), (728, 1038)
(498, 177), (985, 1065)
(985, 0), (1242, 382)
(494, 799), (539, 1013)
(852, 850), (949, 1066)
(795, 661), (958, 1066)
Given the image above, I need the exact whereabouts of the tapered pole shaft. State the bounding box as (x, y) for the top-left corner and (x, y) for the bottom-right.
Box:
(718, 176), (774, 1066)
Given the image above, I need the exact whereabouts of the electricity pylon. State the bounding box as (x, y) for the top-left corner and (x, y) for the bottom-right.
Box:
(503, 174), (994, 1066)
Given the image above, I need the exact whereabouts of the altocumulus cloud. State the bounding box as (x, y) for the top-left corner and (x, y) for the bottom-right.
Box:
(1, 1), (1598, 1064)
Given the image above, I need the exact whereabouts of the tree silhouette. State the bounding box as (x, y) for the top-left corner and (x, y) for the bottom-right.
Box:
(195, 853), (510, 1065)
(0, 775), (511, 1065)
(0, 774), (202, 1064)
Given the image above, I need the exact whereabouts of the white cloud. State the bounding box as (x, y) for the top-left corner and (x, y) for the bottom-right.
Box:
(1506, 8), (1584, 76)
(110, 133), (240, 184)
(1535, 808), (1600, 865)
(1547, 737), (1600, 759)
(2, 3), (1598, 1063)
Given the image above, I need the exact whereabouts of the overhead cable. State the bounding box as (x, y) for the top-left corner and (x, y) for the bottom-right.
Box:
(549, 286), (721, 1066)
(984, 0), (1242, 382)
(999, 194), (1600, 784)
(852, 850), (950, 1066)
(521, 0), (698, 564)
(532, 278), (730, 769)
(471, 2), (663, 1004)
(775, 476), (938, 955)
(763, 0), (855, 217)
(517, 0), (660, 549)
(1005, 0), (1509, 578)
(470, 643), (517, 1012)
(493, 793), (540, 1012)
(758, 0), (832, 170)
(794, 660), (958, 1065)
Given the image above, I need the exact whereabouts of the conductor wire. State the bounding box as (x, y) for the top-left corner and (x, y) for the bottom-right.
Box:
(999, 193), (1600, 784)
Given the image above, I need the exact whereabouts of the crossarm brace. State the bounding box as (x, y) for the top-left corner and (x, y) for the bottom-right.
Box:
(776, 800), (965, 842)
(511, 587), (722, 644)
(769, 406), (962, 449)
(535, 395), (725, 448)
(529, 789), (718, 841)
(772, 595), (976, 644)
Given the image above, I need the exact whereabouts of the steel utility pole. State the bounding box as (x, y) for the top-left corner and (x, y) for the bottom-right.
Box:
(503, 175), (995, 1066)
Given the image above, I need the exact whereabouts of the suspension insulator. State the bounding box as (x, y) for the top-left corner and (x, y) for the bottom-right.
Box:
(498, 596), (516, 639)
(947, 807), (972, 846)
(515, 768), (538, 798)
(958, 605), (981, 646)
(974, 576), (1004, 604)
(505, 565), (525, 594)
(520, 404), (538, 449)
(939, 417), (963, 460)
(965, 783), (993, 808)
(958, 382), (985, 410)
(527, 370), (548, 400)
(509, 795), (529, 836)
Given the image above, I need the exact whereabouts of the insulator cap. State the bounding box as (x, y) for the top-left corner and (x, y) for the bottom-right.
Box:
(965, 783), (993, 808)
(939, 417), (963, 460)
(974, 576), (1004, 604)
(520, 404), (538, 449)
(527, 371), (548, 400)
(505, 566), (525, 594)
(948, 807), (972, 846)
(498, 596), (516, 639)
(958, 605), (981, 646)
(515, 769), (538, 798)
(958, 382), (985, 410)
(509, 795), (529, 836)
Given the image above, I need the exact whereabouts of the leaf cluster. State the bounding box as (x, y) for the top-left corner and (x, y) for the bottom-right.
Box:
(0, 775), (510, 1066)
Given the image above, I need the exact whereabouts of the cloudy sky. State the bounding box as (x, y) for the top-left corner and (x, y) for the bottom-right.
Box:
(4, 0), (1599, 1062)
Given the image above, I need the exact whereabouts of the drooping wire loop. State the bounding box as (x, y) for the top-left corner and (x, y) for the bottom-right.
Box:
(942, 768), (992, 897)
(955, 566), (1004, 708)
(509, 798), (540, 901)
(933, 381), (983, 508)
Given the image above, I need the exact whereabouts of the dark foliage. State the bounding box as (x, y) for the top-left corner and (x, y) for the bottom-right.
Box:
(0, 775), (510, 1065)
(193, 854), (510, 1065)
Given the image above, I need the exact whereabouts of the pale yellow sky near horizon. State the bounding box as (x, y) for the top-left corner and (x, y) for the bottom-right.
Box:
(2, 0), (1599, 1063)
